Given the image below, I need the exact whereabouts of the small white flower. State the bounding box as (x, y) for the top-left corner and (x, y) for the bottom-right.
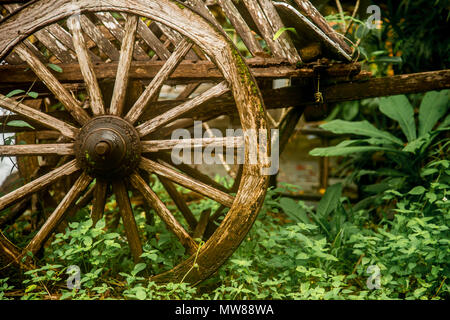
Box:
(443, 196), (448, 202)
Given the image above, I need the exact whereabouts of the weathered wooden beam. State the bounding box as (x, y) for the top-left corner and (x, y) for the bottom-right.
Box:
(0, 59), (362, 83)
(146, 70), (450, 117)
(1, 70), (446, 134)
(320, 69), (450, 103)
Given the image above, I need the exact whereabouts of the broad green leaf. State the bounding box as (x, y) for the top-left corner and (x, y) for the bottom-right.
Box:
(231, 259), (252, 267)
(342, 101), (359, 120)
(320, 120), (403, 145)
(310, 145), (394, 157)
(316, 183), (342, 219)
(408, 186), (426, 195)
(273, 27), (297, 40)
(296, 252), (309, 260)
(6, 89), (25, 98)
(131, 263), (146, 276)
(402, 137), (428, 153)
(94, 219), (105, 229)
(437, 112), (450, 130)
(47, 63), (63, 73)
(135, 287), (147, 300)
(83, 236), (93, 247)
(374, 56), (402, 64)
(277, 197), (310, 224)
(25, 284), (37, 293)
(7, 120), (35, 129)
(379, 95), (416, 142)
(27, 92), (39, 99)
(418, 90), (449, 136)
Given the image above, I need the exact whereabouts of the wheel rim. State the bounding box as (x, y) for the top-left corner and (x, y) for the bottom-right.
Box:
(0, 0), (269, 284)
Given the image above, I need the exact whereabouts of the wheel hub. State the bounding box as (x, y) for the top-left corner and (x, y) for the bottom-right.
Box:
(75, 116), (141, 180)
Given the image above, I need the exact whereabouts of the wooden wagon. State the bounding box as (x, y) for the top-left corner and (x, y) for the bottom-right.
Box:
(0, 0), (448, 284)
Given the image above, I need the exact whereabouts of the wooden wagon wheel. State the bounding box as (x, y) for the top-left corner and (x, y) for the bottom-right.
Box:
(0, 0), (269, 284)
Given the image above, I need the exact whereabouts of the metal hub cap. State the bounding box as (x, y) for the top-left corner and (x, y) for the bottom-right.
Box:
(75, 116), (141, 180)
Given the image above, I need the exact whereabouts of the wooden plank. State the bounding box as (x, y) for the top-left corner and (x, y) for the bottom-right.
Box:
(257, 0), (301, 62)
(34, 29), (77, 63)
(293, 0), (352, 55)
(3, 4), (60, 63)
(177, 83), (201, 99)
(46, 23), (102, 62)
(136, 19), (171, 60)
(4, 69), (444, 137)
(79, 14), (120, 61)
(94, 12), (149, 61)
(274, 2), (352, 61)
(241, 0), (300, 63)
(320, 69), (450, 104)
(154, 22), (200, 61)
(0, 230), (35, 270)
(0, 58), (361, 83)
(216, 0), (264, 56)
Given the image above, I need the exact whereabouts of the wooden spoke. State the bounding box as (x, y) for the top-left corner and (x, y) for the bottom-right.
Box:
(0, 94), (79, 139)
(139, 157), (234, 207)
(112, 180), (142, 263)
(130, 172), (198, 254)
(158, 176), (197, 231)
(193, 209), (210, 240)
(0, 230), (35, 270)
(157, 152), (231, 194)
(109, 14), (139, 116)
(0, 160), (79, 212)
(209, 165), (243, 222)
(136, 81), (230, 137)
(125, 39), (193, 124)
(177, 83), (202, 99)
(46, 23), (102, 63)
(141, 136), (243, 153)
(0, 143), (74, 156)
(67, 15), (105, 116)
(25, 173), (92, 255)
(13, 43), (91, 125)
(66, 182), (95, 219)
(91, 180), (108, 225)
